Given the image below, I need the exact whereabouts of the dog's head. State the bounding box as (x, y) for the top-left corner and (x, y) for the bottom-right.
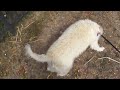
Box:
(84, 19), (103, 37)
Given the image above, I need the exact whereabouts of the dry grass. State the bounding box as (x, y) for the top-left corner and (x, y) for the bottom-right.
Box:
(98, 57), (120, 64)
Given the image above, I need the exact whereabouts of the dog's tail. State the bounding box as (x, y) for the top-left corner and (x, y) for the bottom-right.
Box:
(25, 44), (49, 63)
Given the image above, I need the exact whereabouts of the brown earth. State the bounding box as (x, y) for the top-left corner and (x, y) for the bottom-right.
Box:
(0, 11), (120, 79)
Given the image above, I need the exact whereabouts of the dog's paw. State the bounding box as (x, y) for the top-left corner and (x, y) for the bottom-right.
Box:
(97, 47), (105, 52)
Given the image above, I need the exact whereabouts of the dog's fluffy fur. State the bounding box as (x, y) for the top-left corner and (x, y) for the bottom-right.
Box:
(25, 19), (105, 76)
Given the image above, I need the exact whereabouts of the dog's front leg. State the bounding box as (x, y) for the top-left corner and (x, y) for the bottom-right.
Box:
(90, 40), (105, 52)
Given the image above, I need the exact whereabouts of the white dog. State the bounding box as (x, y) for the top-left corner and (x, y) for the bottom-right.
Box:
(25, 19), (105, 76)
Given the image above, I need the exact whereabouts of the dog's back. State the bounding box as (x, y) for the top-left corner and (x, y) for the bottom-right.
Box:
(47, 19), (100, 65)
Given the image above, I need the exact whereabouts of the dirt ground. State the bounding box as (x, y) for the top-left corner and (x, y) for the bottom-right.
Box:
(0, 11), (120, 79)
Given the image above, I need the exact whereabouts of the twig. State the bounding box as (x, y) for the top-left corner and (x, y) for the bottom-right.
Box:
(47, 73), (52, 79)
(16, 27), (22, 42)
(84, 56), (96, 65)
(98, 57), (120, 64)
(16, 27), (19, 42)
(17, 26), (21, 36)
(8, 41), (19, 43)
(29, 38), (44, 43)
(20, 24), (24, 32)
(23, 21), (35, 30)
(30, 36), (37, 40)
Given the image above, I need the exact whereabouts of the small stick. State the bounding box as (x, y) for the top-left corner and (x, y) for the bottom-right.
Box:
(8, 41), (18, 43)
(29, 38), (44, 43)
(98, 57), (120, 64)
(16, 28), (19, 42)
(47, 73), (52, 79)
(20, 24), (24, 32)
(17, 27), (21, 36)
(23, 21), (35, 30)
(16, 27), (22, 42)
(84, 56), (96, 65)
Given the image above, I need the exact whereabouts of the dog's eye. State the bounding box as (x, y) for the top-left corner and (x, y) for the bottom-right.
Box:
(97, 32), (100, 36)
